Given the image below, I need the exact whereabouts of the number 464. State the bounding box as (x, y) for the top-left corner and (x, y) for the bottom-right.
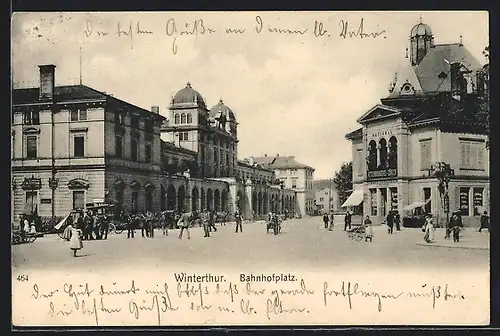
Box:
(17, 275), (29, 282)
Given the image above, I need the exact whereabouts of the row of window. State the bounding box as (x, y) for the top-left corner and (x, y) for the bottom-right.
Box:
(21, 109), (154, 132)
(115, 135), (152, 162)
(174, 113), (193, 124)
(356, 138), (486, 175)
(367, 186), (486, 217)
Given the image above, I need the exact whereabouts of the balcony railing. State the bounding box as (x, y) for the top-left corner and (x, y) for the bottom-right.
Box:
(367, 167), (397, 179)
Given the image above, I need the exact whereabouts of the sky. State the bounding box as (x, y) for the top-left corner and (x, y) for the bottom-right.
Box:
(11, 11), (489, 179)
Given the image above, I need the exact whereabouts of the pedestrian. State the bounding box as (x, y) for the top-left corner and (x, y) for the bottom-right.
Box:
(161, 212), (169, 236)
(84, 211), (94, 240)
(386, 211), (394, 234)
(450, 212), (463, 243)
(177, 210), (191, 239)
(423, 214), (435, 243)
(127, 215), (137, 239)
(141, 214), (149, 238)
(69, 226), (83, 257)
(209, 210), (217, 232)
(323, 213), (329, 229)
(363, 215), (374, 242)
(394, 210), (401, 231)
(328, 214), (335, 231)
(235, 209), (243, 233)
(479, 211), (490, 233)
(201, 209), (210, 238)
(221, 211), (227, 226)
(344, 211), (352, 231)
(148, 212), (155, 238)
(100, 214), (109, 240)
(445, 212), (453, 239)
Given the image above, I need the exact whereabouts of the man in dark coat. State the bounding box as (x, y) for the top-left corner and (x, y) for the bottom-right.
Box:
(386, 211), (394, 234)
(394, 210), (401, 231)
(323, 213), (329, 229)
(344, 211), (352, 231)
(127, 215), (137, 238)
(479, 211), (490, 233)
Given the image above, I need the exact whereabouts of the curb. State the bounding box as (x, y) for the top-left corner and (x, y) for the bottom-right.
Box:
(416, 242), (489, 251)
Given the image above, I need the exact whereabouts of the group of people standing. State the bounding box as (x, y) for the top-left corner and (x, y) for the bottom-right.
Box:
(385, 210), (401, 234)
(322, 211), (354, 231)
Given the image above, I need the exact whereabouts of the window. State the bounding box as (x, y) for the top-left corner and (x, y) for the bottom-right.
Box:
(145, 143), (152, 163)
(23, 110), (40, 125)
(26, 135), (37, 159)
(115, 112), (124, 125)
(179, 132), (189, 141)
(131, 115), (140, 129)
(420, 139), (432, 170)
(131, 138), (138, 161)
(73, 135), (85, 157)
(291, 177), (298, 188)
(473, 187), (483, 216)
(131, 191), (138, 213)
(25, 191), (38, 214)
(319, 197), (324, 202)
(145, 119), (154, 133)
(370, 189), (377, 216)
(72, 190), (85, 210)
(187, 113), (192, 123)
(459, 187), (470, 216)
(115, 135), (123, 157)
(174, 113), (180, 124)
(70, 108), (87, 121)
(181, 113), (187, 124)
(357, 149), (363, 176)
(423, 188), (431, 214)
(460, 140), (485, 170)
(116, 190), (124, 205)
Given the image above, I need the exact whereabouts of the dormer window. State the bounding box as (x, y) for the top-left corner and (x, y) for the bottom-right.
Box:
(400, 82), (415, 96)
(438, 71), (448, 79)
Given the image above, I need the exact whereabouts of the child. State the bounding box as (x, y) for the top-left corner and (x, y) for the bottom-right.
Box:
(364, 215), (374, 242)
(69, 227), (83, 257)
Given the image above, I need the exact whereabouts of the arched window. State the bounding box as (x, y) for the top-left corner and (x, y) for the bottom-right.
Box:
(181, 113), (186, 124)
(187, 113), (192, 123)
(174, 113), (180, 124)
(368, 140), (377, 170)
(379, 138), (388, 168)
(389, 136), (398, 169)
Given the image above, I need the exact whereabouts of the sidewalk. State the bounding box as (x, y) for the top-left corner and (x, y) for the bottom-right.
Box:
(416, 228), (490, 250)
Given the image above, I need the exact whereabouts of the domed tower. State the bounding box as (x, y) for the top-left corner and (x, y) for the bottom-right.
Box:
(409, 21), (434, 66)
(163, 82), (209, 175)
(209, 99), (238, 177)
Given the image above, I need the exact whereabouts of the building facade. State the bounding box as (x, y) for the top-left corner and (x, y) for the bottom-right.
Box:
(253, 154), (316, 216)
(344, 22), (490, 226)
(12, 70), (297, 222)
(313, 179), (340, 214)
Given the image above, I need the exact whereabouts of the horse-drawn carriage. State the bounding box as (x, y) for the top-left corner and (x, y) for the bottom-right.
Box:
(266, 215), (283, 235)
(12, 230), (44, 245)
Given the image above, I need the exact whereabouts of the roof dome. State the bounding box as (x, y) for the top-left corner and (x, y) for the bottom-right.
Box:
(209, 99), (236, 120)
(411, 22), (433, 37)
(172, 82), (205, 106)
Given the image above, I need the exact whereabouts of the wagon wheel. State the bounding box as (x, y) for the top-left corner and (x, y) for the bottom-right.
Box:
(28, 236), (37, 243)
(12, 234), (22, 245)
(108, 223), (116, 234)
(115, 224), (124, 234)
(354, 233), (364, 242)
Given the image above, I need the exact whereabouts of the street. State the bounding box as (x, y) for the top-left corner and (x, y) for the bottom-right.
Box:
(12, 216), (489, 274)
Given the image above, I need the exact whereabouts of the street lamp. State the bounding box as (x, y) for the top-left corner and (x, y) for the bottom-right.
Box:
(427, 162), (455, 234)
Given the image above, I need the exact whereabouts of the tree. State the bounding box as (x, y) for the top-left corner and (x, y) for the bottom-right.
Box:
(333, 162), (353, 206)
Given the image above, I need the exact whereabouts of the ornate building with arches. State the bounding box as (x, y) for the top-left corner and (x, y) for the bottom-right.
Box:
(11, 69), (297, 222)
(344, 21), (489, 226)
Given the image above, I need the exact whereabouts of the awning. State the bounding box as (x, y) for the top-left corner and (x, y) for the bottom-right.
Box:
(403, 198), (431, 211)
(342, 187), (364, 207)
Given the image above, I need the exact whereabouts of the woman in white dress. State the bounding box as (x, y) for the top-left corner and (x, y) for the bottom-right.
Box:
(364, 215), (374, 242)
(423, 214), (435, 243)
(69, 227), (83, 257)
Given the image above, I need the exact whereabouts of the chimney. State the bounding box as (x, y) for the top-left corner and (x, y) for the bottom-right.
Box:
(38, 64), (56, 100)
(249, 156), (255, 166)
(264, 154), (267, 157)
(276, 153), (279, 157)
(450, 62), (463, 101)
(151, 106), (160, 114)
(289, 156), (295, 159)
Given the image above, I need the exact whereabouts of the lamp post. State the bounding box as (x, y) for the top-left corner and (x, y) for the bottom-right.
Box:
(427, 162), (455, 233)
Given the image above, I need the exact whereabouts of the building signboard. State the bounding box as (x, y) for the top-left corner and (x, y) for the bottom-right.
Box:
(367, 168), (397, 179)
